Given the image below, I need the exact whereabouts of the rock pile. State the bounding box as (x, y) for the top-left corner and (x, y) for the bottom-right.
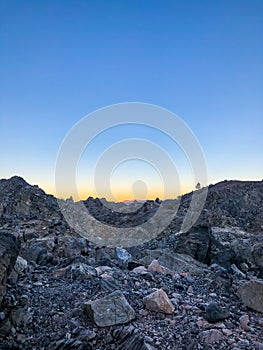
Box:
(0, 176), (262, 349)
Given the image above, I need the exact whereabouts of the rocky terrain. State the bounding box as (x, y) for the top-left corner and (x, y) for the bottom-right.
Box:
(0, 176), (263, 349)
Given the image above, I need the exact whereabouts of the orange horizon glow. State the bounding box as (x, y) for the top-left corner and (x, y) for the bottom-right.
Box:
(45, 183), (194, 202)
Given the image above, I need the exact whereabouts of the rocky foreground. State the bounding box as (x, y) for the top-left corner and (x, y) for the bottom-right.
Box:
(0, 176), (263, 350)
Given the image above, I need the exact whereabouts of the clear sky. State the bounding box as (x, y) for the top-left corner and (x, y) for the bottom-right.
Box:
(0, 0), (262, 200)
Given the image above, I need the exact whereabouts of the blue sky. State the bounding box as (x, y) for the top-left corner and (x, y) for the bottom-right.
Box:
(0, 0), (262, 200)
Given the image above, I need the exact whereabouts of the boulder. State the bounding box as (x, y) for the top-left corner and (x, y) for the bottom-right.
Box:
(20, 238), (55, 265)
(139, 249), (207, 275)
(8, 256), (28, 284)
(143, 289), (175, 314)
(116, 248), (132, 264)
(251, 242), (263, 270)
(207, 264), (233, 290)
(237, 279), (263, 312)
(158, 252), (208, 275)
(132, 266), (148, 274)
(205, 302), (230, 323)
(0, 232), (19, 304)
(53, 263), (97, 280)
(83, 290), (135, 327)
(13, 256), (28, 274)
(0, 317), (12, 337)
(10, 307), (33, 327)
(210, 229), (263, 275)
(68, 263), (97, 280)
(148, 259), (175, 276)
(239, 314), (250, 330)
(199, 329), (223, 344)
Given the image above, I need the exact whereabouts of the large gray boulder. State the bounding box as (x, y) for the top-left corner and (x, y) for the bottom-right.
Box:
(236, 279), (263, 312)
(158, 251), (208, 275)
(83, 290), (135, 327)
(139, 249), (208, 275)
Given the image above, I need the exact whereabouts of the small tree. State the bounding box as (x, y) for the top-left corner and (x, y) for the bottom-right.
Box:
(195, 182), (201, 190)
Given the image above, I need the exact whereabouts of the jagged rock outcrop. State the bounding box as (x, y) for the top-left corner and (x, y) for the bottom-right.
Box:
(174, 225), (263, 276)
(175, 225), (211, 264)
(20, 234), (91, 266)
(0, 176), (60, 220)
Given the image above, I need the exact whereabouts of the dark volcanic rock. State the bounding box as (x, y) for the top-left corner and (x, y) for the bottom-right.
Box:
(207, 264), (233, 290)
(49, 337), (93, 350)
(113, 326), (152, 350)
(9, 306), (33, 327)
(0, 232), (19, 304)
(20, 235), (91, 266)
(175, 225), (211, 264)
(20, 238), (55, 266)
(115, 247), (132, 265)
(205, 302), (230, 323)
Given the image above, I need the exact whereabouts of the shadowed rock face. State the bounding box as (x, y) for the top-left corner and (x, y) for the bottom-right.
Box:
(0, 232), (19, 304)
(173, 226), (263, 276)
(175, 226), (211, 264)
